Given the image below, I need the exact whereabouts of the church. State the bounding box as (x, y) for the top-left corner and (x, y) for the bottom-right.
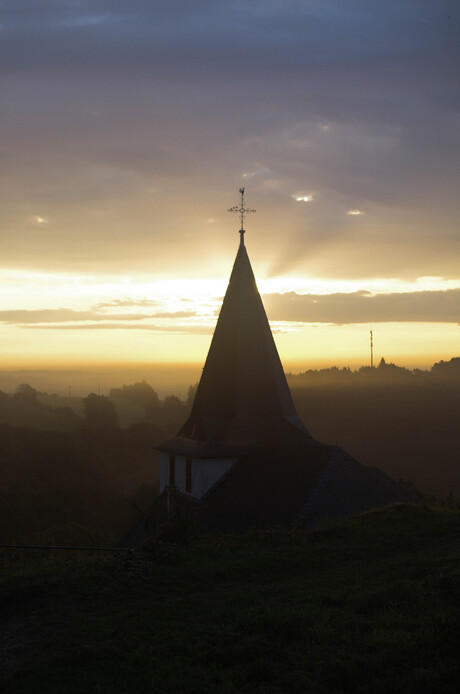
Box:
(123, 190), (416, 542)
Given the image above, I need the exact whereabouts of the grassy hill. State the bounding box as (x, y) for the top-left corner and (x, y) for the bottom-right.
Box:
(1, 505), (459, 693)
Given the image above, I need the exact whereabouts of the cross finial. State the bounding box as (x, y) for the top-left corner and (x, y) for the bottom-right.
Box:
(228, 187), (256, 245)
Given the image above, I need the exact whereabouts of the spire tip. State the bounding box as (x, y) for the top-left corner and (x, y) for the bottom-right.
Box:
(228, 188), (255, 242)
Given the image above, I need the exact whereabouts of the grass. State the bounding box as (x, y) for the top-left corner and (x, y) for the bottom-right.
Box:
(1, 504), (459, 693)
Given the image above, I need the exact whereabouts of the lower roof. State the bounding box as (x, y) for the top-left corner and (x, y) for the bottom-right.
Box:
(118, 441), (420, 545)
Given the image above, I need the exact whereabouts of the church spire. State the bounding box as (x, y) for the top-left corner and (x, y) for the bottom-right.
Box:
(179, 208), (311, 444)
(228, 187), (256, 246)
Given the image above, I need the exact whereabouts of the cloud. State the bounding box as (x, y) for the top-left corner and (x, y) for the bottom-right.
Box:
(3, 1), (456, 85)
(0, 305), (202, 326)
(0, 0), (459, 281)
(292, 194), (314, 202)
(263, 288), (460, 324)
(95, 299), (159, 308)
(7, 288), (458, 331)
(242, 166), (271, 179)
(29, 215), (49, 225)
(151, 311), (199, 319)
(0, 309), (155, 324)
(20, 322), (213, 334)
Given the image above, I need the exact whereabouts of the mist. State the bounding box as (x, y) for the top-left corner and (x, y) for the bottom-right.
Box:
(1, 356), (459, 545)
(0, 363), (201, 400)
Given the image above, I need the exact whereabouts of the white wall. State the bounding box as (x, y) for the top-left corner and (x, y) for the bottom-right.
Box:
(159, 452), (236, 500)
(159, 451), (170, 493)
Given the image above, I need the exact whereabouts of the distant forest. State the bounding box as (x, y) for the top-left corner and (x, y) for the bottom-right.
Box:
(0, 357), (459, 544)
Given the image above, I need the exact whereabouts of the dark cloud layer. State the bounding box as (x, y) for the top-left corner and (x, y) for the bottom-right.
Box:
(0, 309), (153, 324)
(20, 323), (213, 335)
(264, 289), (460, 324)
(1, 1), (459, 279)
(95, 299), (159, 308)
(0, 307), (198, 324)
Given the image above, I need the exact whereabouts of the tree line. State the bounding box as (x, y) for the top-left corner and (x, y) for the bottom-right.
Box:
(0, 381), (197, 544)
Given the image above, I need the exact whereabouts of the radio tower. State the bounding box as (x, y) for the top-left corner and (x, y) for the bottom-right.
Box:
(370, 330), (374, 368)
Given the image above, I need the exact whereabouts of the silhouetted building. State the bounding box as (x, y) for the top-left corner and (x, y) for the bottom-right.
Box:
(121, 221), (417, 543)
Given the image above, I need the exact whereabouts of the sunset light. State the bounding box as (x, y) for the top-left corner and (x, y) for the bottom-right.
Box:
(1, 265), (459, 371)
(0, 0), (458, 381)
(293, 195), (314, 202)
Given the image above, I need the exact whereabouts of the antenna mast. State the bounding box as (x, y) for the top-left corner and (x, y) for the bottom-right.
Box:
(228, 187), (256, 245)
(370, 330), (374, 368)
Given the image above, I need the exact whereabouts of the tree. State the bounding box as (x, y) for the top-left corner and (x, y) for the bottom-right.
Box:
(163, 395), (186, 420)
(109, 381), (161, 425)
(122, 381), (159, 408)
(14, 383), (39, 405)
(83, 393), (118, 429)
(431, 357), (460, 379)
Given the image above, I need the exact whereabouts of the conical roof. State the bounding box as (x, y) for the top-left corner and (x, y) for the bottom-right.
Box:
(179, 238), (311, 444)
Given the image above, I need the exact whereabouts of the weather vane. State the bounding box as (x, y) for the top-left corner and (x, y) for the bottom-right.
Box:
(228, 187), (256, 244)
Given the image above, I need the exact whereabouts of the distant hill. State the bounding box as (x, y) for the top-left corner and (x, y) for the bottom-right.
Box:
(287, 355), (460, 386)
(1, 505), (458, 693)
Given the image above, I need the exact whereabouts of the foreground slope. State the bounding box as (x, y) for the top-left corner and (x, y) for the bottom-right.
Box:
(1, 505), (459, 693)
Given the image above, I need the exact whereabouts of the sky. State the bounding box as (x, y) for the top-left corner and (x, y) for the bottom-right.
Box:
(1, 0), (460, 377)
